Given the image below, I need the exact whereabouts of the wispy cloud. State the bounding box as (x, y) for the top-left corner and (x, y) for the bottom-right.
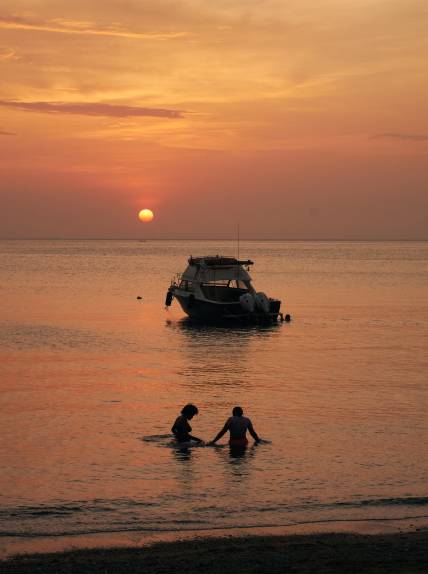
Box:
(370, 132), (428, 142)
(0, 48), (18, 60)
(0, 128), (15, 136)
(0, 15), (187, 40)
(0, 100), (184, 119)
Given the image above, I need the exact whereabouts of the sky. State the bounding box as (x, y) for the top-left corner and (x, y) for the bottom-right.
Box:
(0, 0), (427, 239)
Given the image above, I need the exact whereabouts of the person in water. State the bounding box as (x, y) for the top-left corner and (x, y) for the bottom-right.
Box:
(171, 404), (203, 444)
(207, 406), (260, 447)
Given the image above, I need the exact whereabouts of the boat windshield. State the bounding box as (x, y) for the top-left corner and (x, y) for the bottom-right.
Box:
(203, 279), (246, 288)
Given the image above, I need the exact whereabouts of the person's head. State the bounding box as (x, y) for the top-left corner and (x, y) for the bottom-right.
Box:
(232, 406), (243, 417)
(181, 403), (198, 420)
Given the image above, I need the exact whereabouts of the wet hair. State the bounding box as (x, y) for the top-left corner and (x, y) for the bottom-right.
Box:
(181, 404), (199, 418)
(232, 406), (243, 416)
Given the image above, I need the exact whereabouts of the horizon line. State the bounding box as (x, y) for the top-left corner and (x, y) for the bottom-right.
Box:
(0, 237), (427, 242)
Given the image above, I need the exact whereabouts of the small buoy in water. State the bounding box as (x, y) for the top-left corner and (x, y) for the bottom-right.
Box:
(285, 314), (291, 322)
(137, 296), (143, 300)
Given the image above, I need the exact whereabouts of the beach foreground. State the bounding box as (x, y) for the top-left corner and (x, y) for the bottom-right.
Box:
(3, 530), (428, 574)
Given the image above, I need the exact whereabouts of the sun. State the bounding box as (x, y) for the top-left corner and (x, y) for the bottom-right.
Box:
(138, 208), (154, 222)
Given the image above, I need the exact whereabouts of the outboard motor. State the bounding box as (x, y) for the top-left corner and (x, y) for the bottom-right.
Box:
(239, 293), (255, 313)
(255, 292), (270, 314)
(165, 290), (174, 307)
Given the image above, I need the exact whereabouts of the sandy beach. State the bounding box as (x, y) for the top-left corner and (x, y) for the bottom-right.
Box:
(2, 529), (428, 574)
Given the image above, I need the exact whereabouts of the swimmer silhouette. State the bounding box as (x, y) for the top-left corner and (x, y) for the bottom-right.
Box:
(207, 406), (260, 448)
(171, 404), (203, 445)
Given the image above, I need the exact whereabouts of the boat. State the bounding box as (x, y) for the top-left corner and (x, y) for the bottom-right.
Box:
(165, 255), (286, 323)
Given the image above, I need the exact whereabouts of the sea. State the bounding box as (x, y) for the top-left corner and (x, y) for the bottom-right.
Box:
(1, 240), (427, 556)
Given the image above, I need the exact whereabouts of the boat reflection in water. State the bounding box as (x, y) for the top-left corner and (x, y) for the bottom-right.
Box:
(165, 255), (288, 324)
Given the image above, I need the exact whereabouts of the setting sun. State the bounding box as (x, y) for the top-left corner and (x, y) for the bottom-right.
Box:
(138, 209), (154, 223)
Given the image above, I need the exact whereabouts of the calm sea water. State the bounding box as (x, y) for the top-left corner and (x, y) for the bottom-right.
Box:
(1, 240), (427, 549)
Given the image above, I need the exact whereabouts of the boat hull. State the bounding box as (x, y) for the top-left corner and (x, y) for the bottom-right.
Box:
(173, 291), (281, 324)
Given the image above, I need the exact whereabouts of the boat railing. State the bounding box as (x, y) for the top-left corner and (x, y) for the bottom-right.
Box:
(188, 256), (254, 268)
(170, 273), (182, 287)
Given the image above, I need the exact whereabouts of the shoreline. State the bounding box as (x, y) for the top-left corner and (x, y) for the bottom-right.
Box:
(2, 516), (428, 562)
(2, 528), (428, 574)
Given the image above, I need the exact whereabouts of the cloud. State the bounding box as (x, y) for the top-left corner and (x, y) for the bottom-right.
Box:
(0, 48), (18, 60)
(0, 15), (187, 40)
(0, 100), (184, 119)
(370, 132), (428, 142)
(0, 128), (15, 136)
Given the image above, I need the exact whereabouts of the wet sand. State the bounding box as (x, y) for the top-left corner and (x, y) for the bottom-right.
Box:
(2, 529), (428, 574)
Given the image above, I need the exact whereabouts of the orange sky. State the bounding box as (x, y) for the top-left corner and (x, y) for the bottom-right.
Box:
(0, 0), (427, 239)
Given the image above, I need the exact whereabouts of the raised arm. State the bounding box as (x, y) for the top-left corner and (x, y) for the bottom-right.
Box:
(248, 421), (260, 443)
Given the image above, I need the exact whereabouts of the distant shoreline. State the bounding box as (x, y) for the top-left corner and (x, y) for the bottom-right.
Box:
(2, 528), (428, 574)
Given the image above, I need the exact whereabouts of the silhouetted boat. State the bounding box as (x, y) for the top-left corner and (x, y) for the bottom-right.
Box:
(165, 255), (283, 323)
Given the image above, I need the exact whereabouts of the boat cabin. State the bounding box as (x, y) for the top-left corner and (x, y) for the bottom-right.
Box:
(178, 256), (254, 302)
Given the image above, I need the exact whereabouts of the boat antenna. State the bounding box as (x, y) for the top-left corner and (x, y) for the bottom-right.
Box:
(237, 222), (240, 282)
